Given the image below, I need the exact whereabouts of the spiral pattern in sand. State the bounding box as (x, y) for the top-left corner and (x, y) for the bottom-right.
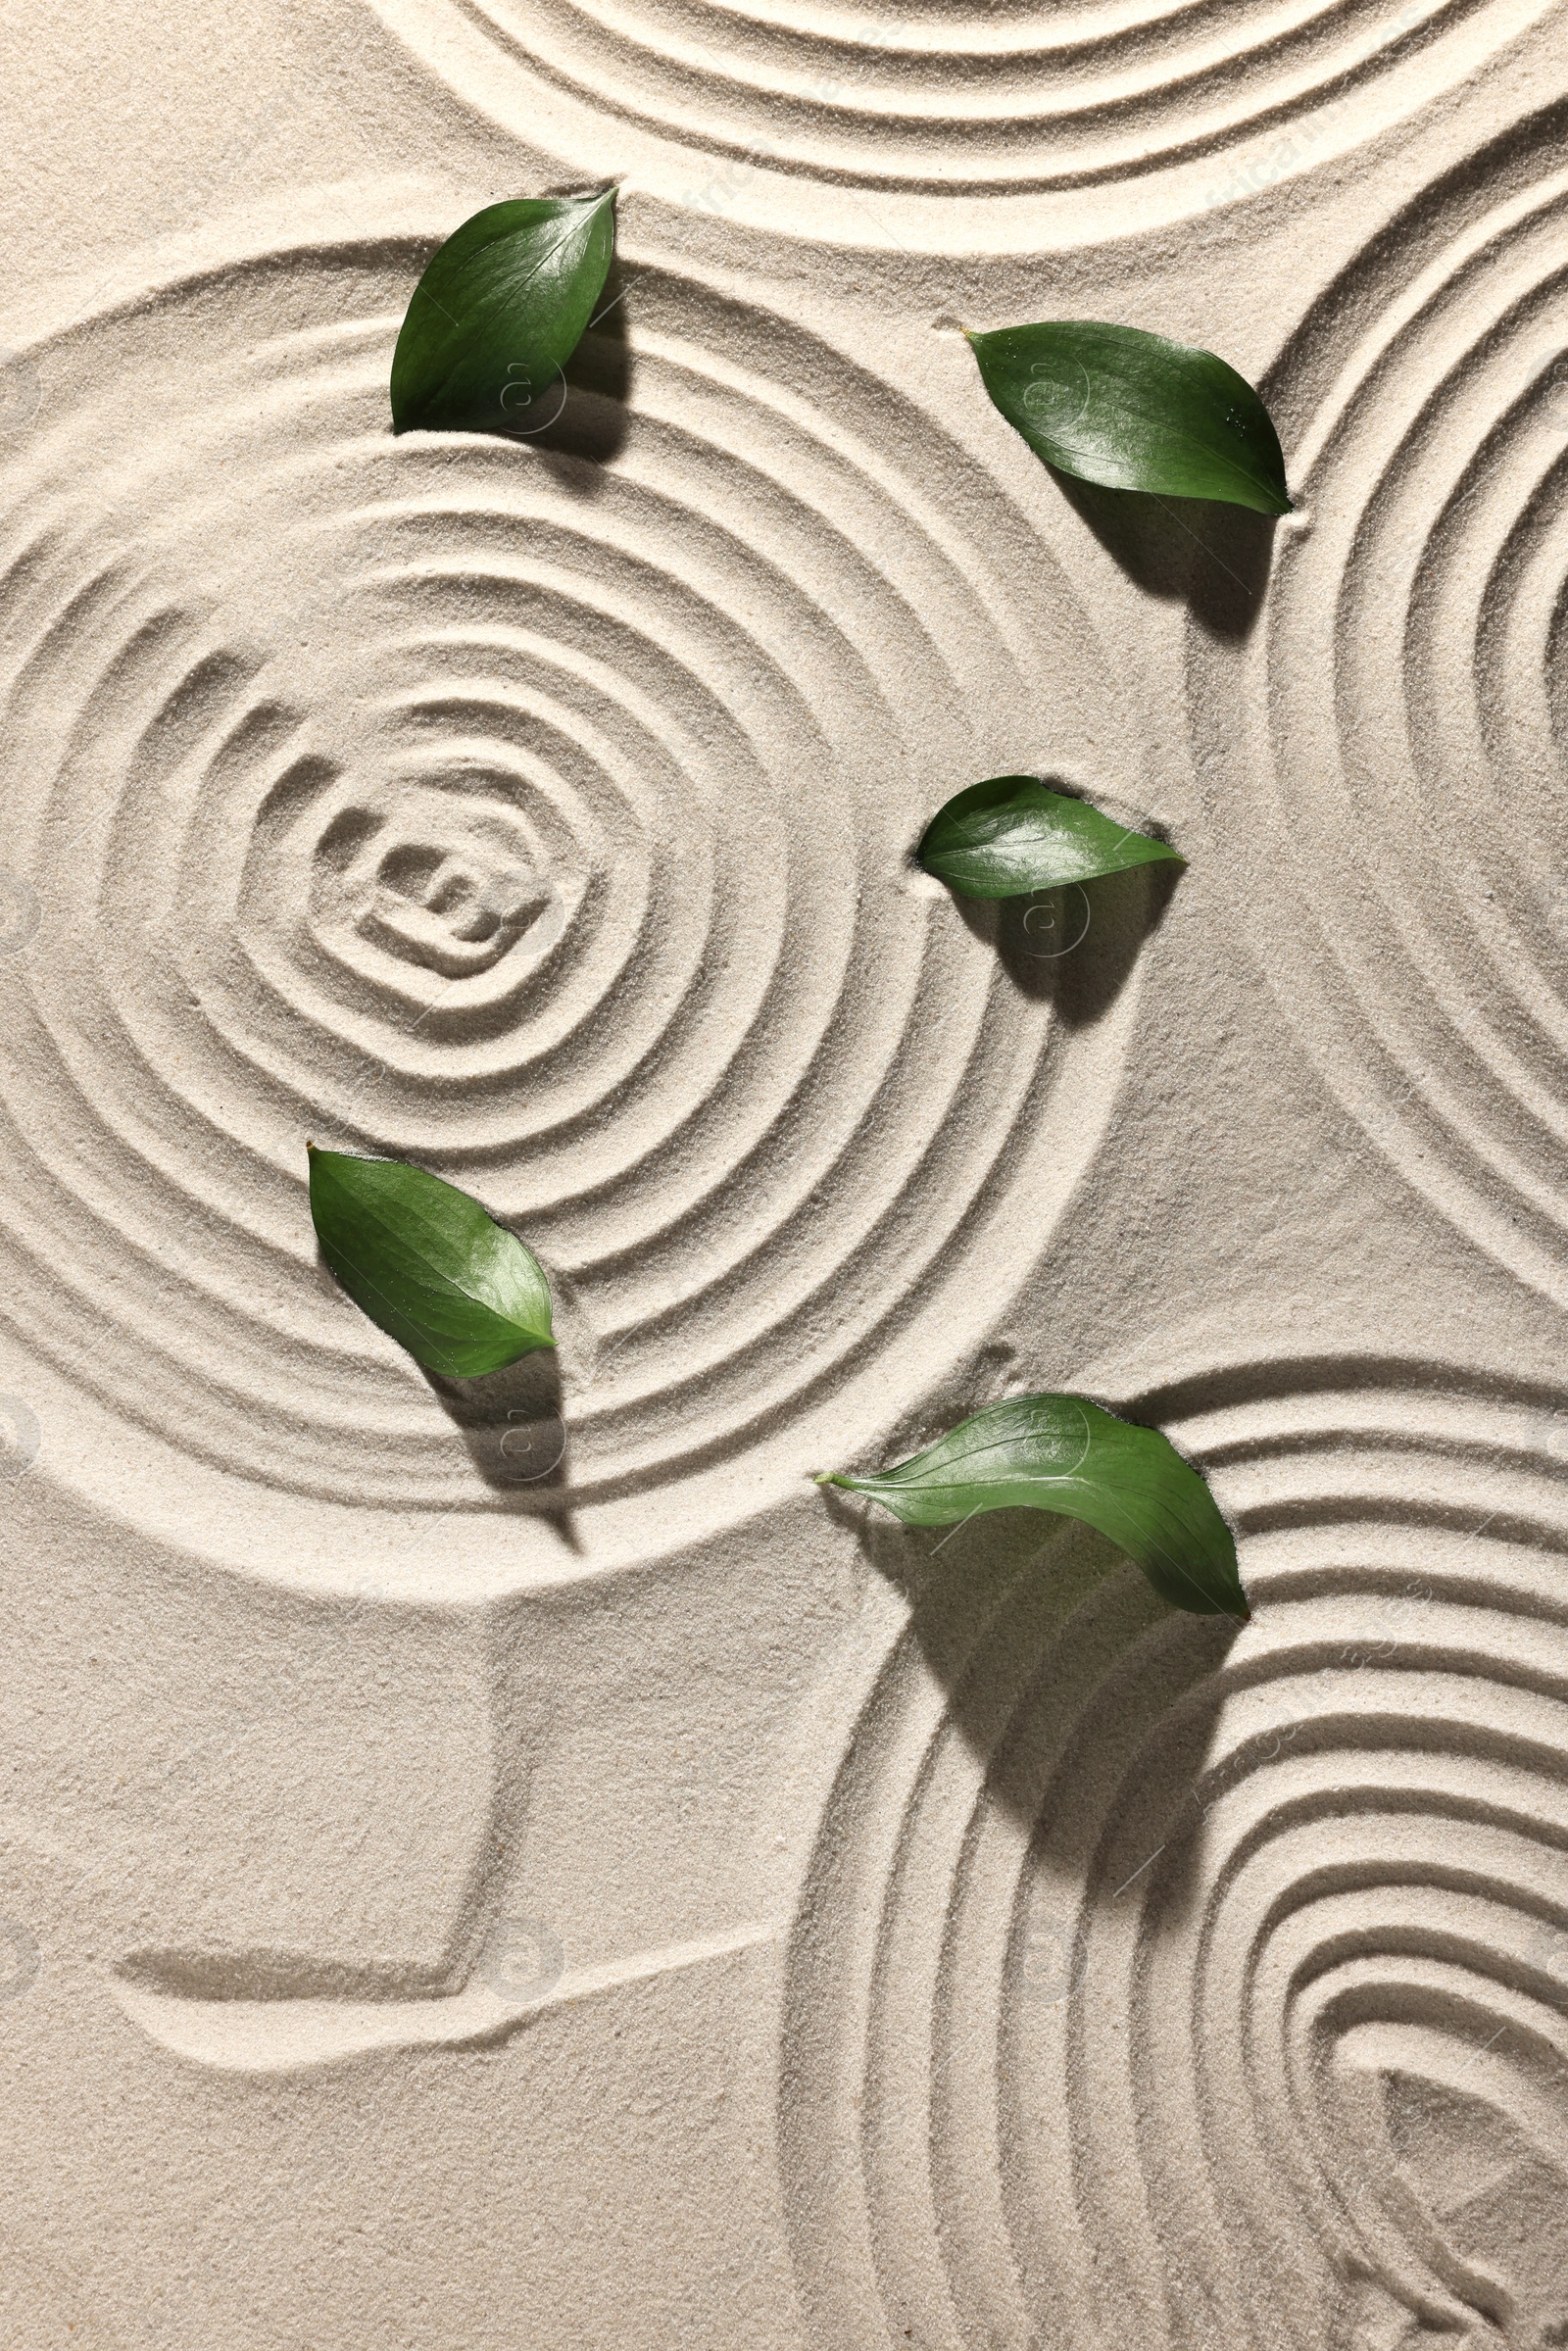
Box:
(782, 1365), (1568, 2348)
(1191, 124), (1568, 1308)
(366, 0), (1548, 231)
(0, 222), (1131, 1510)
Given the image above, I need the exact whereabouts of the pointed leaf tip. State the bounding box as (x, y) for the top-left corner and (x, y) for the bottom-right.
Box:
(917, 775), (1185, 901)
(308, 1148), (556, 1379)
(969, 319), (1290, 516)
(818, 1393), (1246, 1619)
(390, 189), (617, 438)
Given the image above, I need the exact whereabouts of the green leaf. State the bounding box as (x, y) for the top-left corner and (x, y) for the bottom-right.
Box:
(917, 775), (1184, 901)
(390, 189), (616, 437)
(308, 1147), (555, 1378)
(968, 320), (1290, 516)
(817, 1394), (1246, 1618)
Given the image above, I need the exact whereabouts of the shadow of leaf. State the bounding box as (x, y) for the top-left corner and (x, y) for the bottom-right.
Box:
(527, 256), (636, 488)
(1049, 468), (1279, 644)
(948, 853), (1183, 1018)
(421, 1345), (579, 1546)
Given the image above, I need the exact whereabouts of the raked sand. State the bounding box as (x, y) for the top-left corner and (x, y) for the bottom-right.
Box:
(1, 2), (1567, 2344)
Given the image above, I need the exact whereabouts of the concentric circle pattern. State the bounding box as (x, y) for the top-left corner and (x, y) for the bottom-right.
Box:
(1192, 131), (1568, 1306)
(368, 0), (1547, 223)
(782, 1367), (1568, 2348)
(0, 229), (1126, 1509)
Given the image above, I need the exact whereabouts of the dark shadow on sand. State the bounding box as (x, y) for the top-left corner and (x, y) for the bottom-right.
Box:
(1050, 469), (1280, 645)
(420, 1343), (579, 1546)
(945, 838), (1184, 1018)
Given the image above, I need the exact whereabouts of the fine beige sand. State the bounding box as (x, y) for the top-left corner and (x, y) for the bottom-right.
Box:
(1, 2), (1567, 2345)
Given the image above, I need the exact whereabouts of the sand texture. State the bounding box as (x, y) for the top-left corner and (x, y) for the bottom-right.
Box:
(0, 0), (1566, 2344)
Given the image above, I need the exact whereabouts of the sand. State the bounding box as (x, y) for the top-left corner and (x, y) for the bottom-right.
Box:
(0, 0), (1566, 2343)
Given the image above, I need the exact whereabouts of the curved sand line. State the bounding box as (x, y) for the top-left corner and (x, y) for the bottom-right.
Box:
(0, 210), (1138, 1525)
(1191, 112), (1568, 1308)
(110, 1920), (773, 2074)
(780, 1362), (1568, 2347)
(363, 0), (1551, 245)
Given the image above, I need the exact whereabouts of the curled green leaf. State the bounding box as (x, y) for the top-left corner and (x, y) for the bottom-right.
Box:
(390, 189), (615, 437)
(918, 775), (1183, 900)
(308, 1146), (554, 1378)
(968, 320), (1290, 516)
(817, 1393), (1246, 1619)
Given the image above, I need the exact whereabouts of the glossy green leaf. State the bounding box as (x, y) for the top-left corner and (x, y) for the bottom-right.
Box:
(390, 189), (615, 437)
(918, 775), (1184, 900)
(817, 1393), (1246, 1618)
(308, 1147), (554, 1378)
(968, 320), (1290, 516)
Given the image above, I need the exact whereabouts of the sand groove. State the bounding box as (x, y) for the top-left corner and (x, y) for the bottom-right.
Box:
(0, 222), (1131, 1512)
(366, 0), (1549, 230)
(110, 1919), (773, 2074)
(1192, 117), (1568, 1308)
(782, 1367), (1568, 2349)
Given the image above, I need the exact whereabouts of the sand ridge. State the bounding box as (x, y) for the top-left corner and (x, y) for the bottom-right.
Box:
(0, 4), (1565, 2345)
